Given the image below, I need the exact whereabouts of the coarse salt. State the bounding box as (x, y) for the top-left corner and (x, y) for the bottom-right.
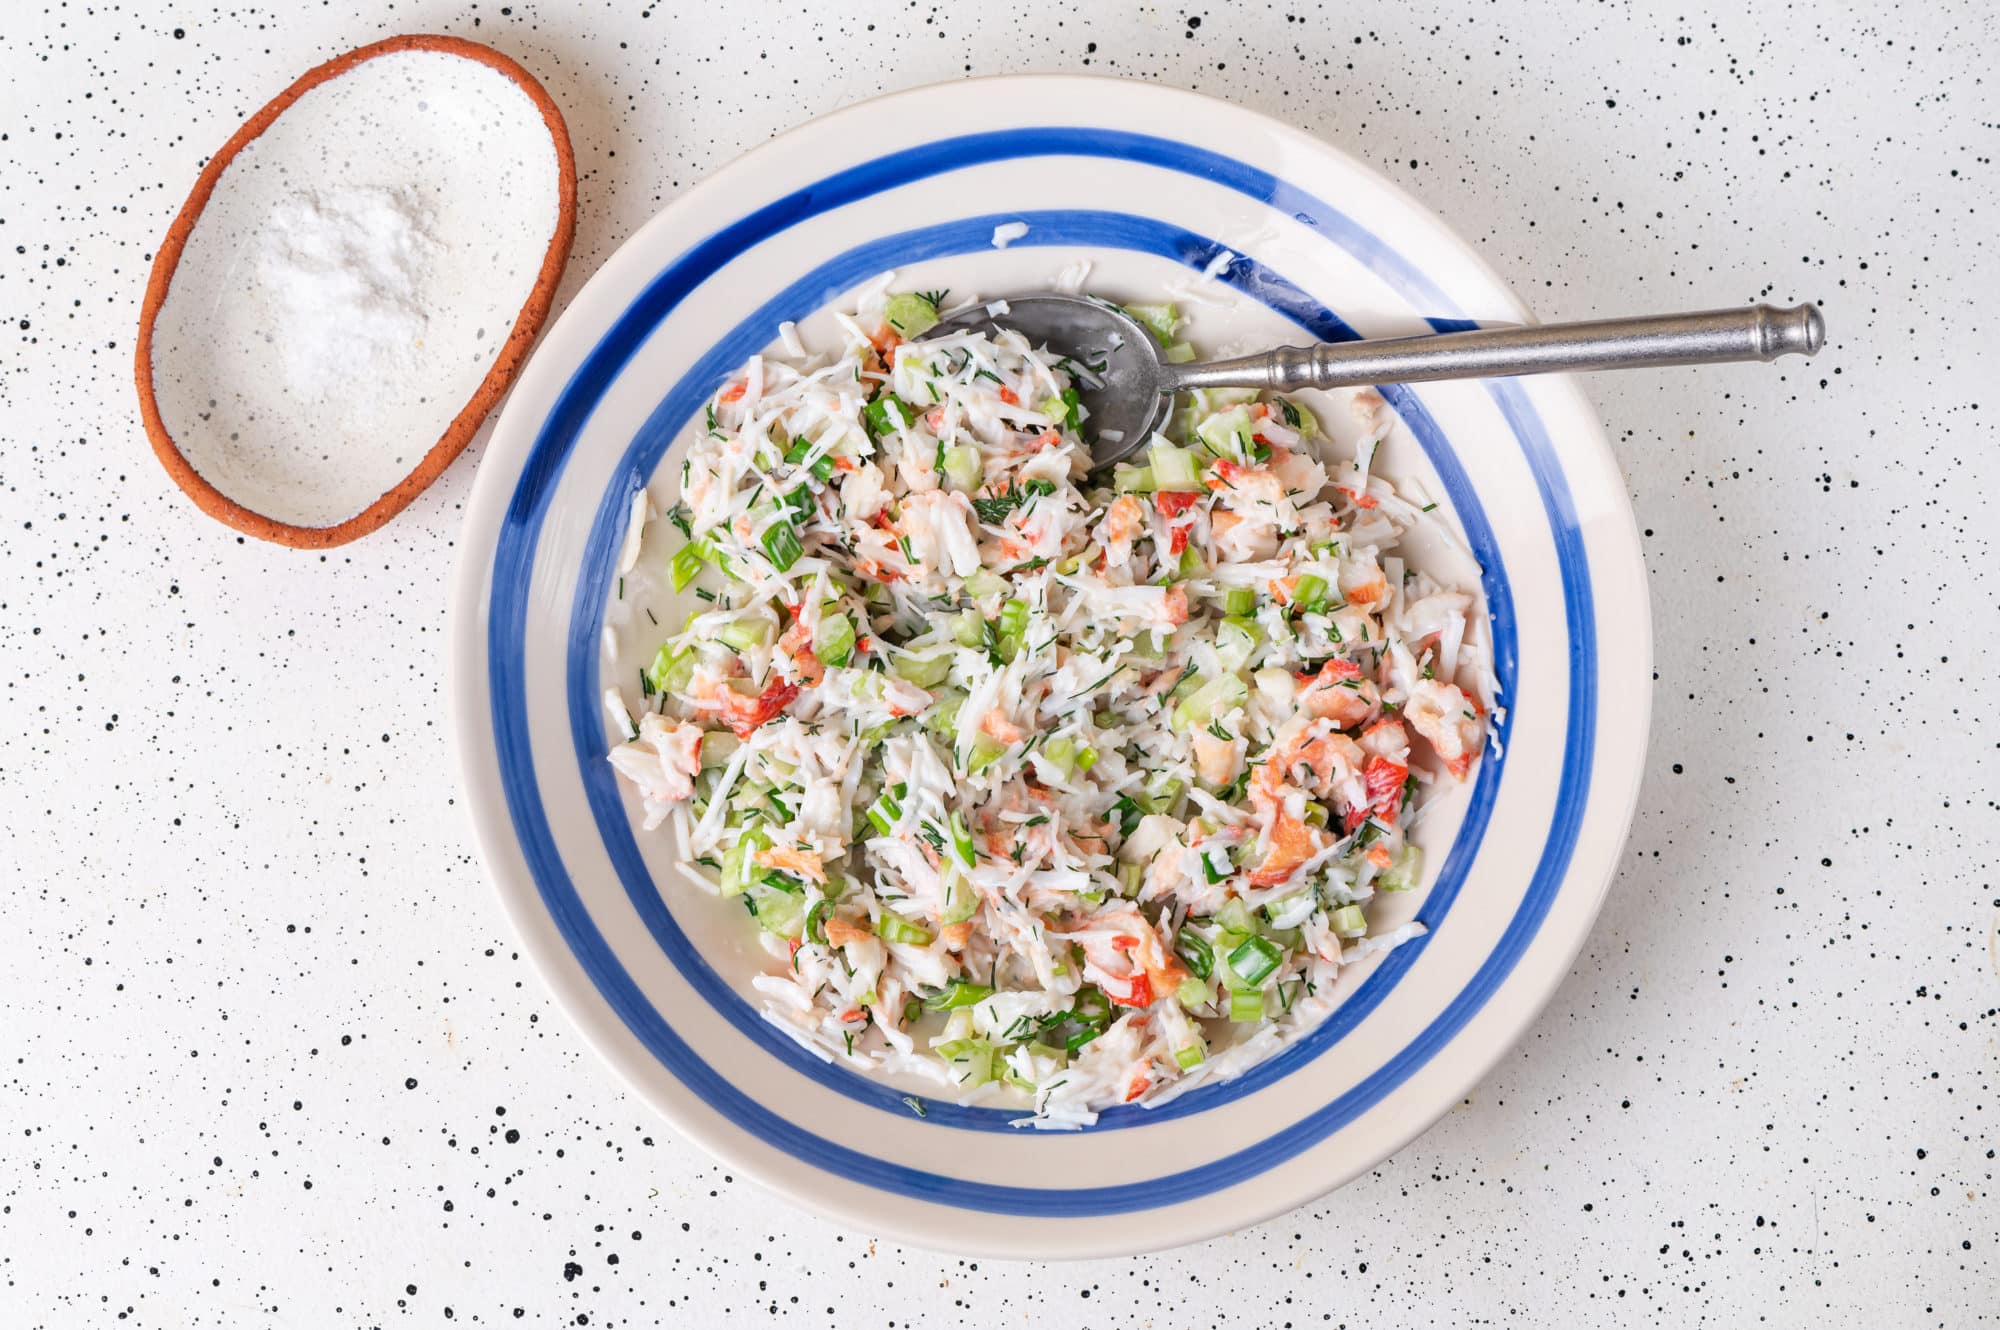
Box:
(255, 185), (439, 396)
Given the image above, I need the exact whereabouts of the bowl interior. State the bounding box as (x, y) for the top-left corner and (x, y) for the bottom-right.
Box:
(600, 247), (1493, 1094)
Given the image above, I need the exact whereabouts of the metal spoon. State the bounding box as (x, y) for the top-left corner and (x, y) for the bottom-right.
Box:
(930, 296), (1826, 469)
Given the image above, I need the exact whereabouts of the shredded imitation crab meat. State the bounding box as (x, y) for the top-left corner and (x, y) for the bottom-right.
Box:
(604, 287), (1497, 1128)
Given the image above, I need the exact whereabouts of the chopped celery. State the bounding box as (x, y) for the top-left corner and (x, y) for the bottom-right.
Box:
(1075, 744), (1099, 772)
(923, 688), (965, 740)
(717, 617), (770, 651)
(1112, 463), (1156, 493)
(997, 599), (1029, 638)
(1331, 904), (1369, 938)
(1043, 386), (1083, 423)
(1174, 975), (1212, 1010)
(1164, 341), (1196, 364)
(969, 733), (1007, 773)
(1174, 1042), (1207, 1071)
(883, 291), (940, 338)
(951, 610), (987, 649)
(813, 613), (856, 667)
(645, 643), (694, 695)
(698, 730), (739, 769)
(876, 912), (934, 946)
(890, 649), (952, 688)
(1302, 801), (1330, 828)
(1228, 991), (1265, 1023)
(1116, 862), (1145, 897)
(1171, 672), (1249, 732)
(1214, 897), (1257, 937)
(1040, 735), (1077, 779)
(935, 1037), (998, 1087)
(1290, 573), (1328, 612)
(1216, 619), (1259, 673)
(963, 567), (1008, 600)
(1122, 302), (1180, 344)
(1193, 404), (1257, 462)
(942, 443), (982, 493)
(1227, 935), (1283, 986)
(721, 826), (771, 898)
(1148, 440), (1204, 492)
(1224, 587), (1257, 617)
(746, 880), (805, 939)
(1378, 844), (1424, 892)
(940, 870), (979, 924)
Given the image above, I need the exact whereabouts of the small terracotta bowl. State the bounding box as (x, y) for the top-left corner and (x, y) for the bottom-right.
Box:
(135, 34), (577, 549)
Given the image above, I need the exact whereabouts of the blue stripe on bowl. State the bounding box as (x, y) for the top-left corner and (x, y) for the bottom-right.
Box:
(565, 211), (1511, 1133)
(483, 128), (1596, 1215)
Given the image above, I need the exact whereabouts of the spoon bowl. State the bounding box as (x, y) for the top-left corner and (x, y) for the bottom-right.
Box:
(930, 295), (1170, 462)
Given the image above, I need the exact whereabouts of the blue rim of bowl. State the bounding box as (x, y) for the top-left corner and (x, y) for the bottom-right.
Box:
(483, 127), (1596, 1216)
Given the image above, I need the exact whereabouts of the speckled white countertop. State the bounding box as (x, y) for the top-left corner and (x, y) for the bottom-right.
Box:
(1, 2), (1993, 1325)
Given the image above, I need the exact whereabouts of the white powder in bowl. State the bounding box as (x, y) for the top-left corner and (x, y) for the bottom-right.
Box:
(254, 184), (439, 396)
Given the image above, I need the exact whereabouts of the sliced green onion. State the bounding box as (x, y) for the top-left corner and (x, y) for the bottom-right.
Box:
(669, 542), (707, 592)
(1116, 861), (1145, 898)
(948, 810), (977, 870)
(761, 521), (804, 572)
(1075, 745), (1098, 772)
(862, 394), (917, 439)
(1175, 930), (1214, 979)
(1227, 935), (1283, 987)
(922, 979), (994, 1012)
(864, 783), (905, 837)
(805, 899), (833, 945)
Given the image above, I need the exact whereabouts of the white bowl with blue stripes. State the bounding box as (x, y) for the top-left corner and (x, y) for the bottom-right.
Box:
(449, 76), (1651, 1258)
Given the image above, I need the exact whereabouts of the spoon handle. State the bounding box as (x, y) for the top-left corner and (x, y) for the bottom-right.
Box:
(1164, 303), (1825, 393)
